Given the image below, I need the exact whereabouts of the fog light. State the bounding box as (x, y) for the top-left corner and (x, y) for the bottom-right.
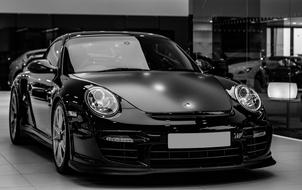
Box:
(104, 135), (134, 143)
(253, 131), (266, 138)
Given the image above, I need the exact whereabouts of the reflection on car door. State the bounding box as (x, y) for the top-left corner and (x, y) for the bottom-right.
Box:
(28, 40), (62, 137)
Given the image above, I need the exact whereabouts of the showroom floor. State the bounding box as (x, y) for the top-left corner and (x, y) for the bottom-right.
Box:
(0, 91), (302, 190)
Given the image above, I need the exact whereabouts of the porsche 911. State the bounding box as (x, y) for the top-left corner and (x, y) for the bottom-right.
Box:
(9, 31), (275, 174)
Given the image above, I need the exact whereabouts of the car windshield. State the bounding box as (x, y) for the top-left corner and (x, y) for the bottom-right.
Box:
(64, 35), (198, 73)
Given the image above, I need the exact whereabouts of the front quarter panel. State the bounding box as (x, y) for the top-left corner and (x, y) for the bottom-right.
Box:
(58, 76), (104, 161)
(214, 76), (267, 122)
(214, 75), (238, 90)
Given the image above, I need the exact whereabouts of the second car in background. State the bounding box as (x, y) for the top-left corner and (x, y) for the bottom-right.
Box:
(8, 49), (46, 86)
(195, 54), (231, 78)
(229, 59), (268, 93)
(264, 56), (302, 89)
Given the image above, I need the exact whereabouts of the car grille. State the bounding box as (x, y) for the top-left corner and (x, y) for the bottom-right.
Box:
(149, 144), (242, 168)
(245, 133), (269, 159)
(96, 125), (270, 168)
(98, 138), (140, 165)
(148, 111), (233, 121)
(246, 136), (268, 158)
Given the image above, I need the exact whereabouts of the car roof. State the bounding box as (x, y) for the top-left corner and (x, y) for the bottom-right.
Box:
(55, 31), (169, 42)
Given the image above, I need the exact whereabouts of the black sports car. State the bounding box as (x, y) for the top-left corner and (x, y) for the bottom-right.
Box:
(9, 31), (275, 175)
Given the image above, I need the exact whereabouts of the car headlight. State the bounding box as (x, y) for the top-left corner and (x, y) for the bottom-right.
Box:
(234, 85), (261, 112)
(85, 86), (119, 117)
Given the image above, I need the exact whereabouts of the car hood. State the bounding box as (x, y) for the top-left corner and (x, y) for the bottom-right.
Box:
(72, 71), (232, 113)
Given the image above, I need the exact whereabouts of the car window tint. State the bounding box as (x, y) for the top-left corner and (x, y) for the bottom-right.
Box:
(138, 37), (196, 71)
(46, 40), (63, 67)
(66, 36), (197, 73)
(66, 36), (149, 72)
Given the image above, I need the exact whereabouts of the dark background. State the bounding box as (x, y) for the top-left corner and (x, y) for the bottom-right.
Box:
(0, 13), (192, 89)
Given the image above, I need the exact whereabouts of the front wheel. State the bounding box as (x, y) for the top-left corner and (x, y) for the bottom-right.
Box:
(52, 101), (71, 174)
(9, 88), (25, 144)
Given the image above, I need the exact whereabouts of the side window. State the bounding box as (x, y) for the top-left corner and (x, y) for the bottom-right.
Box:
(46, 40), (63, 67)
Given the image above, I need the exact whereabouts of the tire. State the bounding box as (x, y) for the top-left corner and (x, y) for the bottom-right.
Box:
(52, 101), (71, 174)
(9, 88), (25, 145)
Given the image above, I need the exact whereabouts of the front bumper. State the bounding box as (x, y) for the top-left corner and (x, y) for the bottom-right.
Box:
(69, 152), (276, 175)
(69, 109), (275, 174)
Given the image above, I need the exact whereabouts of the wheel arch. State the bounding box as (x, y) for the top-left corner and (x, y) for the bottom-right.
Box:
(51, 96), (65, 126)
(51, 95), (75, 160)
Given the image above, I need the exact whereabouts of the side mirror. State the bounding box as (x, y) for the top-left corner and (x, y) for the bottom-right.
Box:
(27, 59), (57, 74)
(196, 59), (214, 73)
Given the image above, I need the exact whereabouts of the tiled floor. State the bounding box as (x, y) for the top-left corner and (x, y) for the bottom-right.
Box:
(0, 91), (302, 189)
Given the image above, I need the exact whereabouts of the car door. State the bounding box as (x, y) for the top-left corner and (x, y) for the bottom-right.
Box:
(28, 40), (62, 137)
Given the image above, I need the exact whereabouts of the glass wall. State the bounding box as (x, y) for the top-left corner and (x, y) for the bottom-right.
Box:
(191, 0), (302, 133)
(1, 0), (301, 136)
